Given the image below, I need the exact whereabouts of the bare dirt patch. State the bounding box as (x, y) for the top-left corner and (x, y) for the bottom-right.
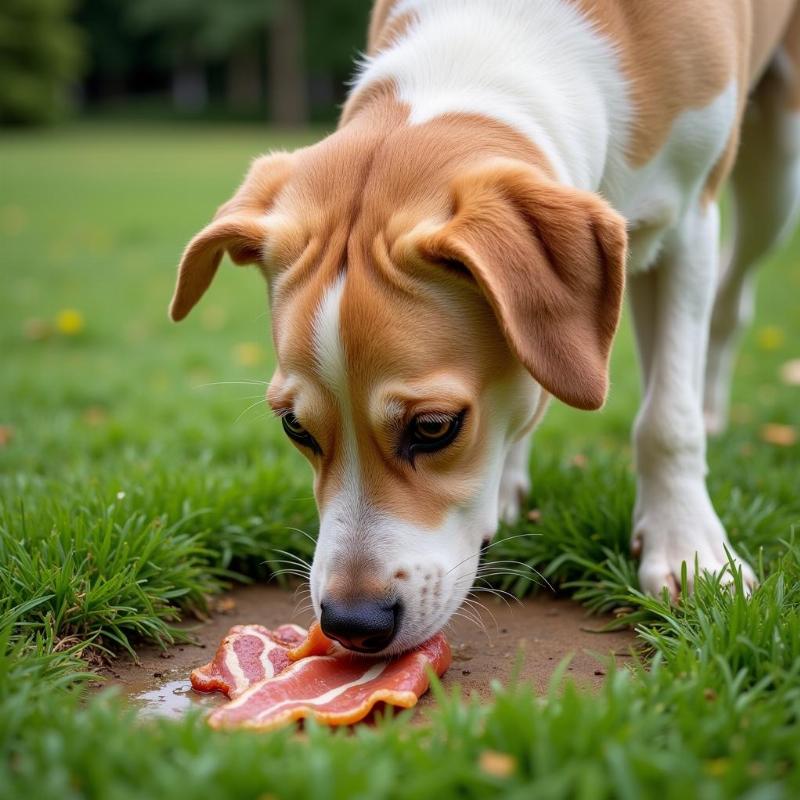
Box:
(93, 585), (636, 721)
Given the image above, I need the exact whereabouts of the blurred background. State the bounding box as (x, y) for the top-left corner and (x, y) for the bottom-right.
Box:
(0, 0), (797, 504)
(0, 0), (372, 127)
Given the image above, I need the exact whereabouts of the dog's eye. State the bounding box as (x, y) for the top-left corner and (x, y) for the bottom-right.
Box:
(414, 417), (454, 441)
(281, 412), (321, 455)
(401, 411), (466, 463)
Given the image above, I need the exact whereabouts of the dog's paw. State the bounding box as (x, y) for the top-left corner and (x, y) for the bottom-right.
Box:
(632, 484), (757, 601)
(497, 468), (530, 525)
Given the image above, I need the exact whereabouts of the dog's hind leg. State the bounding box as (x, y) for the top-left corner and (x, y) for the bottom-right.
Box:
(704, 53), (800, 434)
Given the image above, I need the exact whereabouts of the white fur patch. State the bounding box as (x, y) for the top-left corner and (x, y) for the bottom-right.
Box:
(310, 272), (361, 488)
(311, 274), (348, 396)
(607, 81), (739, 272)
(354, 0), (631, 189)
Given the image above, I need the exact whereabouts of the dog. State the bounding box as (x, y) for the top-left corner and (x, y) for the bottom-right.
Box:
(169, 0), (800, 654)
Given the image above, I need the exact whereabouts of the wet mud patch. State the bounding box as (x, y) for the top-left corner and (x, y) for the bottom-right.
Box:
(92, 585), (636, 722)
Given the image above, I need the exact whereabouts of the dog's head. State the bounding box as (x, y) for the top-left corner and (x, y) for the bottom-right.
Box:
(170, 119), (626, 654)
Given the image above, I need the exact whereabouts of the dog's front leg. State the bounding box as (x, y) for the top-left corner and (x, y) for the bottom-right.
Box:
(628, 203), (756, 599)
(498, 433), (533, 525)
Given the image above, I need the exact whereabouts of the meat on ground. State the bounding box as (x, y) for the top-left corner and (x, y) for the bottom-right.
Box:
(190, 623), (307, 699)
(192, 622), (451, 730)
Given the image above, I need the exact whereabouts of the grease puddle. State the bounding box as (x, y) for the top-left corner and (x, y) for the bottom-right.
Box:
(131, 680), (223, 720)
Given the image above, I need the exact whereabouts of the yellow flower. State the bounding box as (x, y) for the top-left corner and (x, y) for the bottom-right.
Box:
(233, 341), (266, 367)
(55, 309), (85, 336)
(756, 326), (784, 351)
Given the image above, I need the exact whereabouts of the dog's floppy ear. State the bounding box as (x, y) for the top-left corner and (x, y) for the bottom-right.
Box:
(169, 152), (294, 322)
(414, 159), (627, 410)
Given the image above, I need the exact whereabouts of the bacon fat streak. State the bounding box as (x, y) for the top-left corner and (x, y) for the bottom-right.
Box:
(192, 622), (451, 730)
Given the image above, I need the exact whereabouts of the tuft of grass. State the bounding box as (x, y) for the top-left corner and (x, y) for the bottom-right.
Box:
(3, 564), (800, 800)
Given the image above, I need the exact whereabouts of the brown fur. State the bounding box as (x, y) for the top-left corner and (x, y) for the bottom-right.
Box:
(784, 3), (800, 109)
(169, 153), (295, 321)
(409, 159), (627, 411)
(571, 0), (797, 169)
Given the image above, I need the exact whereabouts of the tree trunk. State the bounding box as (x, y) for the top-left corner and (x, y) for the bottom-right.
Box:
(227, 48), (262, 111)
(268, 0), (308, 126)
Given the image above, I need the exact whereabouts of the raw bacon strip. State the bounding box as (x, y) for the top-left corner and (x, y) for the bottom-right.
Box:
(286, 621), (334, 660)
(206, 632), (451, 731)
(191, 623), (307, 699)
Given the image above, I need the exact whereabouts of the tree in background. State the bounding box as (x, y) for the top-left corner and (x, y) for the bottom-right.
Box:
(0, 0), (84, 125)
(128, 0), (307, 122)
(125, 0), (370, 124)
(305, 0), (371, 120)
(0, 0), (373, 126)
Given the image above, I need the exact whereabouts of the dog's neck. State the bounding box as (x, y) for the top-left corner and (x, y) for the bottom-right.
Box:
(348, 0), (630, 191)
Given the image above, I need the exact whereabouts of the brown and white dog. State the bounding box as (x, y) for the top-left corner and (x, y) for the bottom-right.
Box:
(170, 1), (800, 654)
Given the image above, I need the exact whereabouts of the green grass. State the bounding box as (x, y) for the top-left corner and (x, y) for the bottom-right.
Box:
(1, 121), (799, 798)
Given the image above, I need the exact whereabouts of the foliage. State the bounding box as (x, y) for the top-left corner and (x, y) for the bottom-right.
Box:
(0, 0), (84, 125)
(127, 0), (277, 63)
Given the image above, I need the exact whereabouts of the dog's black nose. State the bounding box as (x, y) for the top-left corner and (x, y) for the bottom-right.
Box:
(320, 598), (399, 653)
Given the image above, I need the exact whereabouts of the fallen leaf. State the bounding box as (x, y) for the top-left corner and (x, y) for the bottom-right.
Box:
(55, 309), (85, 336)
(82, 406), (108, 426)
(479, 750), (517, 779)
(214, 597), (237, 614)
(23, 318), (52, 341)
(760, 424), (797, 447)
(780, 359), (800, 386)
(0, 425), (14, 447)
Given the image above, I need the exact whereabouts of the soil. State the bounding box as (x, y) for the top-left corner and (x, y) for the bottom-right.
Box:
(92, 585), (636, 722)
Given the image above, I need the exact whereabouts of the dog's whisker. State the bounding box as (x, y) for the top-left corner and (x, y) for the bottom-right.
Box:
(443, 532), (543, 578)
(478, 572), (542, 588)
(284, 527), (318, 546)
(452, 566), (542, 589)
(194, 380), (269, 389)
(265, 564), (312, 580)
(232, 397), (268, 425)
(271, 548), (313, 568)
(475, 568), (544, 583)
(469, 585), (524, 607)
(477, 558), (552, 590)
(447, 610), (491, 641)
(269, 569), (312, 581)
(461, 595), (498, 634)
(268, 568), (312, 582)
(265, 556), (312, 572)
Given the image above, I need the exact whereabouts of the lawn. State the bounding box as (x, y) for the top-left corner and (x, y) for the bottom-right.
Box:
(1, 121), (799, 799)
